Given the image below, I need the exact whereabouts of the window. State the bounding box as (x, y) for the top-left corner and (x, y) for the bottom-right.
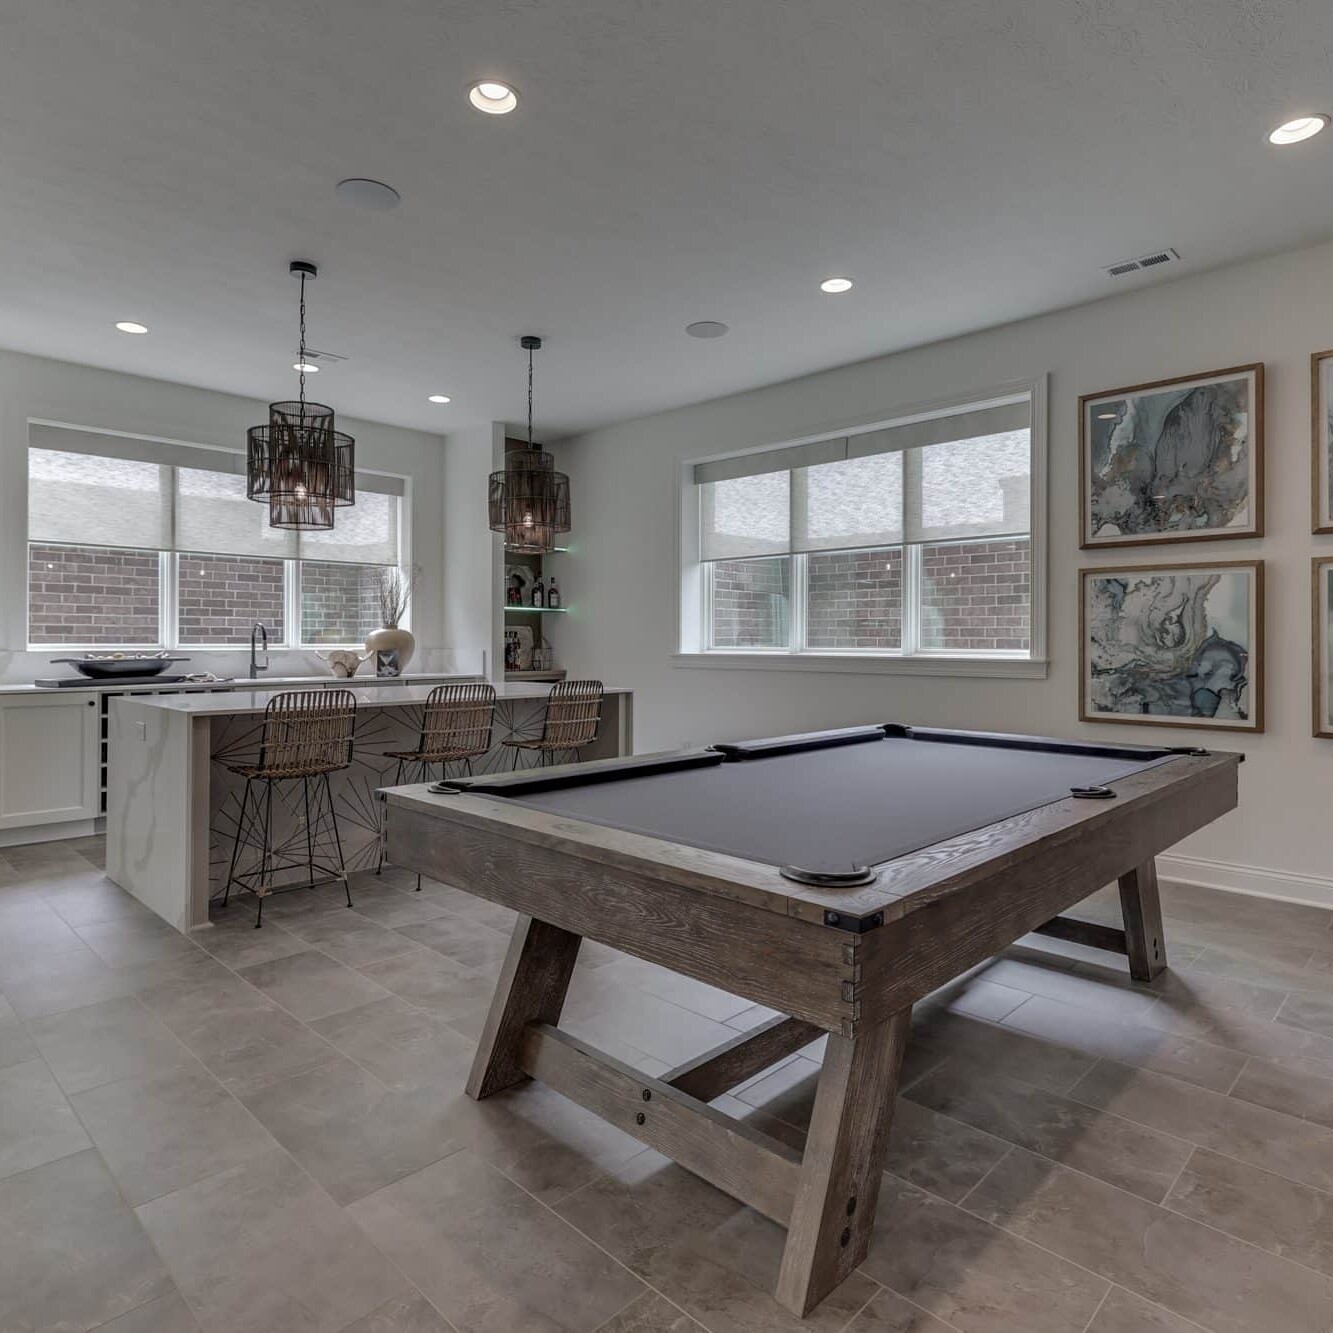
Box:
(686, 387), (1043, 669)
(27, 430), (405, 649)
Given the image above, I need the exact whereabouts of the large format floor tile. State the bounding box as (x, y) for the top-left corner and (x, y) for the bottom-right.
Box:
(862, 1175), (1109, 1333)
(71, 1065), (277, 1205)
(906, 1062), (1193, 1201)
(351, 1149), (646, 1332)
(0, 1057), (91, 1180)
(1070, 1058), (1333, 1193)
(238, 1056), (466, 1203)
(28, 995), (195, 1095)
(967, 1147), (1333, 1333)
(0, 1149), (172, 1332)
(137, 1147), (408, 1333)
(237, 949), (393, 1022)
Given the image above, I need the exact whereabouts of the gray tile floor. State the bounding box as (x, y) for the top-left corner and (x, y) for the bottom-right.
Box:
(4, 839), (1333, 1332)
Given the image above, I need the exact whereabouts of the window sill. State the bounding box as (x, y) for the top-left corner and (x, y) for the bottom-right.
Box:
(672, 652), (1048, 680)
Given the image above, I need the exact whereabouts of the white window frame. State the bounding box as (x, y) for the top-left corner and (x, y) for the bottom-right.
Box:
(25, 434), (408, 653)
(676, 375), (1048, 679)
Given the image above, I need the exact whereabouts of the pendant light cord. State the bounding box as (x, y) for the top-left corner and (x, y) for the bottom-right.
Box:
(527, 341), (535, 451)
(297, 271), (308, 410)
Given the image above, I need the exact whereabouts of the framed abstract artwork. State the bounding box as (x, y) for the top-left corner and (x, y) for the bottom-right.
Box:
(1080, 559), (1263, 733)
(1313, 558), (1333, 738)
(1080, 364), (1263, 548)
(1312, 350), (1333, 533)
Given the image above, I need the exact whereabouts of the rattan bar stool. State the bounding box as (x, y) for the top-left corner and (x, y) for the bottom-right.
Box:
(220, 689), (357, 927)
(377, 682), (497, 888)
(502, 678), (604, 771)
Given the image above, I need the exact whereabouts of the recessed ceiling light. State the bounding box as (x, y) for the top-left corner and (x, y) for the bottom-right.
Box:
(428, 394), (451, 404)
(115, 321), (148, 334)
(1268, 114), (1328, 145)
(335, 177), (401, 211)
(686, 320), (729, 339)
(819, 277), (854, 294)
(469, 81), (518, 115)
(293, 362), (320, 373)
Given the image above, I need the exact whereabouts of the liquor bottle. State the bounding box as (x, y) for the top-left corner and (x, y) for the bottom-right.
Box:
(532, 577), (545, 608)
(547, 578), (561, 609)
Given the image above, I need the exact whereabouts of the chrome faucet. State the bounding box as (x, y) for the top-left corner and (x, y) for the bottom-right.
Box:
(249, 622), (269, 679)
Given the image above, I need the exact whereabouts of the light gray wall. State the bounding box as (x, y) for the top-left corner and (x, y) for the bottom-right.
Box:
(558, 236), (1333, 906)
(0, 347), (447, 678)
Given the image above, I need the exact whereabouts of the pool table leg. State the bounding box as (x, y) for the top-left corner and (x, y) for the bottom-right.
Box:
(1119, 859), (1167, 982)
(466, 913), (582, 1099)
(775, 1006), (912, 1317)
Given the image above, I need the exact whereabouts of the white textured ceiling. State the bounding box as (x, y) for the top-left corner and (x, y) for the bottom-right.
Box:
(0, 0), (1331, 437)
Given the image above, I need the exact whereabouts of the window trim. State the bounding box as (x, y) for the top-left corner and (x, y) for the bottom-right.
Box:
(677, 374), (1048, 676)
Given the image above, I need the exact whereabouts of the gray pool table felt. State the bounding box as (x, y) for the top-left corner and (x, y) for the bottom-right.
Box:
(495, 736), (1176, 875)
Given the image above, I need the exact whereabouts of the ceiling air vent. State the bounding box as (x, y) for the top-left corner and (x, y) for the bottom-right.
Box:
(1103, 248), (1180, 278)
(294, 347), (347, 365)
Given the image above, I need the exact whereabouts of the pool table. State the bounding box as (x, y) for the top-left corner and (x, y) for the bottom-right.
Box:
(382, 723), (1240, 1316)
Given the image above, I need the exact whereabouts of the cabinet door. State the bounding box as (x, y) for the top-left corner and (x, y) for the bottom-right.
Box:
(0, 692), (100, 829)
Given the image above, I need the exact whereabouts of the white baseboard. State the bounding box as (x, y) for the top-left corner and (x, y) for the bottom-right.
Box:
(1156, 852), (1333, 912)
(0, 818), (98, 849)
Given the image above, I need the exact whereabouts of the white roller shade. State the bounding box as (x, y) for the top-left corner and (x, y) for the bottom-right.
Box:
(908, 429), (1030, 543)
(691, 398), (1029, 484)
(31, 431), (404, 566)
(298, 488), (399, 565)
(846, 400), (1029, 459)
(29, 449), (169, 550)
(792, 453), (903, 553)
(175, 466), (295, 559)
(699, 472), (790, 561)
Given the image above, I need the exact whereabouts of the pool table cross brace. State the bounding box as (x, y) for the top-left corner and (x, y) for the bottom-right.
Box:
(468, 912), (913, 1315)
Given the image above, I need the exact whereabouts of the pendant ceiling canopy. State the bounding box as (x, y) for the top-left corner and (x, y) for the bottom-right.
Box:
(246, 261), (355, 530)
(488, 335), (571, 553)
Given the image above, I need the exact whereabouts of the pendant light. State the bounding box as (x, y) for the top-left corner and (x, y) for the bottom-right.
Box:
(246, 261), (355, 529)
(488, 335), (571, 552)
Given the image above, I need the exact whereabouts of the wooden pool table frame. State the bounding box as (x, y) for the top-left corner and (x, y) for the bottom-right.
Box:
(383, 733), (1240, 1316)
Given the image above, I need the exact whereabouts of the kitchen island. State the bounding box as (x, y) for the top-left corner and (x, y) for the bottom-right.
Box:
(105, 682), (633, 932)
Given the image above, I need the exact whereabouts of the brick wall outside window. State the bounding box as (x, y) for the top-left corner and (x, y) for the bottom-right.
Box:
(921, 537), (1030, 652)
(807, 548), (903, 650)
(178, 554), (285, 644)
(300, 561), (384, 645)
(709, 557), (790, 648)
(28, 544), (160, 645)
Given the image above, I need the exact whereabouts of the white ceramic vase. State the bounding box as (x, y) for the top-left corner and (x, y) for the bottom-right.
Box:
(364, 626), (416, 673)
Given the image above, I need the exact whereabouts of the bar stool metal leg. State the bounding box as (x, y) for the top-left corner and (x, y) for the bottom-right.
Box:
(325, 772), (352, 908)
(222, 777), (252, 910)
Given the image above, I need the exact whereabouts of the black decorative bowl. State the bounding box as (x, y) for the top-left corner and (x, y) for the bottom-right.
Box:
(49, 655), (189, 679)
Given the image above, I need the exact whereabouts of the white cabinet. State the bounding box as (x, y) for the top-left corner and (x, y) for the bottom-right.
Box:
(0, 692), (101, 830)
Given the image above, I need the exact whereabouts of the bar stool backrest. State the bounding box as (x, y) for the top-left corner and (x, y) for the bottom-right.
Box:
(416, 682), (497, 757)
(540, 679), (604, 750)
(257, 689), (357, 777)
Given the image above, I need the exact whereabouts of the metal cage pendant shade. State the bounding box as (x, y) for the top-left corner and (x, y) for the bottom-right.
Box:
(246, 262), (355, 529)
(488, 335), (571, 552)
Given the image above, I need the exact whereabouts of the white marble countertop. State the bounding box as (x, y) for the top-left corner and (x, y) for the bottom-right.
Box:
(113, 681), (631, 716)
(0, 671), (472, 696)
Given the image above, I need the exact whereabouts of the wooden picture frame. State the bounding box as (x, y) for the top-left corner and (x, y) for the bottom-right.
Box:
(1080, 364), (1264, 549)
(1080, 558), (1264, 733)
(1312, 350), (1333, 533)
(1313, 558), (1333, 738)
